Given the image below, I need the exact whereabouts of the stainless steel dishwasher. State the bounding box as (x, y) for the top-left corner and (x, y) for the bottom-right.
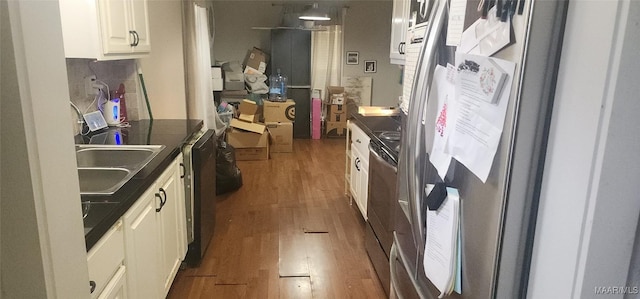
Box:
(182, 129), (217, 266)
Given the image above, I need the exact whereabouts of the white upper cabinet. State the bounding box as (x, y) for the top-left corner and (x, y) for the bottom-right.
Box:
(59, 0), (151, 60)
(127, 0), (151, 52)
(390, 0), (410, 65)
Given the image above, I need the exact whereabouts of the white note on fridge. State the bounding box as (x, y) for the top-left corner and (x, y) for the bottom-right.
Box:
(424, 65), (456, 180)
(423, 186), (461, 298)
(448, 53), (516, 182)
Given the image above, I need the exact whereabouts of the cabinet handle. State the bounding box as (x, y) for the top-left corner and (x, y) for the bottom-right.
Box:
(355, 158), (361, 171)
(180, 163), (185, 178)
(155, 192), (163, 212)
(89, 280), (96, 294)
(160, 187), (167, 207)
(398, 42), (402, 54)
(356, 139), (361, 144)
(401, 42), (406, 54)
(133, 31), (140, 46)
(129, 31), (136, 46)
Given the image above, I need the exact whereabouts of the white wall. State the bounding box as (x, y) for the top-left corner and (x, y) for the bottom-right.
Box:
(343, 1), (402, 107)
(139, 0), (188, 119)
(528, 1), (640, 298)
(1, 1), (89, 298)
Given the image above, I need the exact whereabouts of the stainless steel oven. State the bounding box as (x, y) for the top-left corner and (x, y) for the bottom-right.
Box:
(366, 133), (400, 296)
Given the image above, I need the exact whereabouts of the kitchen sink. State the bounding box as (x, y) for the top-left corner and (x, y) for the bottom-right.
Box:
(75, 145), (165, 195)
(78, 168), (131, 195)
(76, 145), (164, 168)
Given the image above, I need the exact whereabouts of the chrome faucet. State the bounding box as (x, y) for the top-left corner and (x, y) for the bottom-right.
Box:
(70, 101), (84, 124)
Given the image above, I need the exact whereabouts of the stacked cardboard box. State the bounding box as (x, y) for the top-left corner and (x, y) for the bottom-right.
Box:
(263, 99), (295, 153)
(227, 100), (269, 160)
(243, 47), (270, 75)
(325, 86), (348, 137)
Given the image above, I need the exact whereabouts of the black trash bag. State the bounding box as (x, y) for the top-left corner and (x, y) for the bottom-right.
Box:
(216, 138), (243, 195)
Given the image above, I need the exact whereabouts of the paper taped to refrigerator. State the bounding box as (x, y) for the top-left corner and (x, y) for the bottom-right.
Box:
(425, 65), (456, 180)
(458, 6), (512, 56)
(423, 185), (461, 298)
(448, 54), (516, 182)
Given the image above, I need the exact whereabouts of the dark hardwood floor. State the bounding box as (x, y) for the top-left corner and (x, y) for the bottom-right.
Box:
(167, 138), (387, 299)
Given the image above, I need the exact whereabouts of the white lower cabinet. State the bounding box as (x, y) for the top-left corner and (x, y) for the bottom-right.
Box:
(347, 123), (371, 220)
(88, 220), (126, 299)
(123, 186), (161, 299)
(156, 156), (185, 297)
(90, 155), (186, 299)
(350, 145), (369, 220)
(97, 265), (128, 299)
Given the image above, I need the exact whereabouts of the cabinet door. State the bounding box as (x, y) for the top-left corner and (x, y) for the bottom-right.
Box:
(123, 187), (160, 299)
(349, 144), (360, 200)
(87, 221), (125, 299)
(98, 0), (133, 55)
(390, 0), (409, 64)
(129, 0), (151, 52)
(97, 265), (128, 299)
(157, 160), (183, 297)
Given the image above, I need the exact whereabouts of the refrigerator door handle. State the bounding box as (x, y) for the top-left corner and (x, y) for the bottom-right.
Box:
(409, 0), (448, 250)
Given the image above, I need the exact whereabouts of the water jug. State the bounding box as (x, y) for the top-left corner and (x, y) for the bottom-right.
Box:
(269, 69), (288, 102)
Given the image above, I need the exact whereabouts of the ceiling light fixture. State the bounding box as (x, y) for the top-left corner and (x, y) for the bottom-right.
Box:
(299, 3), (330, 21)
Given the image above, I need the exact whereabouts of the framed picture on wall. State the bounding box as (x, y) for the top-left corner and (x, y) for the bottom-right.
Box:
(364, 60), (377, 73)
(346, 51), (359, 65)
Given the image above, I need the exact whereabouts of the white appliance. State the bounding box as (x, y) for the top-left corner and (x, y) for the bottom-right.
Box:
(102, 98), (121, 126)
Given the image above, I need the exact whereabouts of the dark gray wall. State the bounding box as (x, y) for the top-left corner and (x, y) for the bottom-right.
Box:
(211, 1), (402, 106)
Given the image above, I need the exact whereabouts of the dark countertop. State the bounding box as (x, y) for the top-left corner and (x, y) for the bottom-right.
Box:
(78, 119), (203, 251)
(348, 103), (402, 160)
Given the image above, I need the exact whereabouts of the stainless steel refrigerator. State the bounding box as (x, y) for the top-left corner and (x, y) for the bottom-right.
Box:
(391, 0), (568, 298)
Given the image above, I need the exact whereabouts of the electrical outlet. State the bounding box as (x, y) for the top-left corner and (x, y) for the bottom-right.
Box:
(84, 75), (98, 96)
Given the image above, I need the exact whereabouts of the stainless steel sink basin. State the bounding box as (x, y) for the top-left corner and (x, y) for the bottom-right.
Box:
(76, 145), (164, 168)
(75, 145), (165, 195)
(78, 168), (131, 195)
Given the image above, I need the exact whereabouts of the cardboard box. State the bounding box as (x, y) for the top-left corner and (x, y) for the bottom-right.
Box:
(227, 128), (270, 161)
(324, 86), (345, 105)
(266, 122), (293, 153)
(327, 104), (348, 122)
(230, 118), (265, 134)
(331, 93), (345, 105)
(263, 100), (295, 122)
(238, 100), (259, 123)
(325, 121), (348, 138)
(243, 47), (269, 74)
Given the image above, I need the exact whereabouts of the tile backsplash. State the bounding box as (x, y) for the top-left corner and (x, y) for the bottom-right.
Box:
(67, 59), (147, 135)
